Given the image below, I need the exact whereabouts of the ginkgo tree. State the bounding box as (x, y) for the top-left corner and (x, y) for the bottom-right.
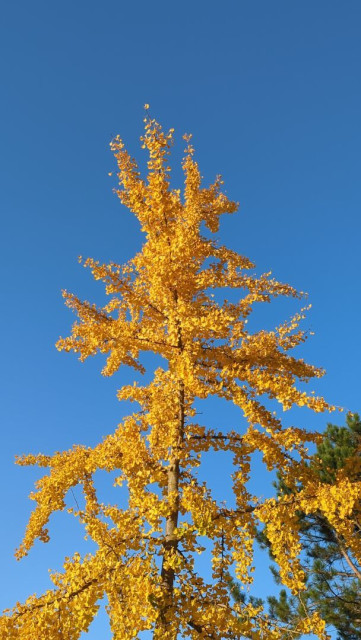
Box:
(2, 109), (359, 639)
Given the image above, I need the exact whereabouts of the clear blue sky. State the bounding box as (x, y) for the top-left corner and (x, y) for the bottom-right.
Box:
(1, 1), (360, 638)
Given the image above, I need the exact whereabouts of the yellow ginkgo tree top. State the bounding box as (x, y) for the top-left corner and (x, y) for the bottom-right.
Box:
(3, 111), (358, 640)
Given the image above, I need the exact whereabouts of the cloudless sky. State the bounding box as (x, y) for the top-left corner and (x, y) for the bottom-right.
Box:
(1, 1), (360, 638)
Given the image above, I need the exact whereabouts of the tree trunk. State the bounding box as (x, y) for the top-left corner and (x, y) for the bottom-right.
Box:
(153, 380), (184, 639)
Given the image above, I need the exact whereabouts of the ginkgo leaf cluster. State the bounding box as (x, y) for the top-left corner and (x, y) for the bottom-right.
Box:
(2, 111), (356, 640)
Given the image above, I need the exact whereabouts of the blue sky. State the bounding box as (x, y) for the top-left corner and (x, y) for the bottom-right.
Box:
(1, 1), (360, 637)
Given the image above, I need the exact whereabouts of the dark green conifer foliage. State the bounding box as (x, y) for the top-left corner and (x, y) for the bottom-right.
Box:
(232, 414), (361, 640)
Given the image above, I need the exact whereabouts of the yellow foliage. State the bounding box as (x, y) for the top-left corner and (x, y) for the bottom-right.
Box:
(2, 113), (344, 639)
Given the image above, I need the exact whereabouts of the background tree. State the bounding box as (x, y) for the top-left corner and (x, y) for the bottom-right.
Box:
(2, 111), (356, 640)
(253, 413), (361, 640)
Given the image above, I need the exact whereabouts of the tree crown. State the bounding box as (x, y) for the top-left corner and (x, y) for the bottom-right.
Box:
(2, 112), (343, 640)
